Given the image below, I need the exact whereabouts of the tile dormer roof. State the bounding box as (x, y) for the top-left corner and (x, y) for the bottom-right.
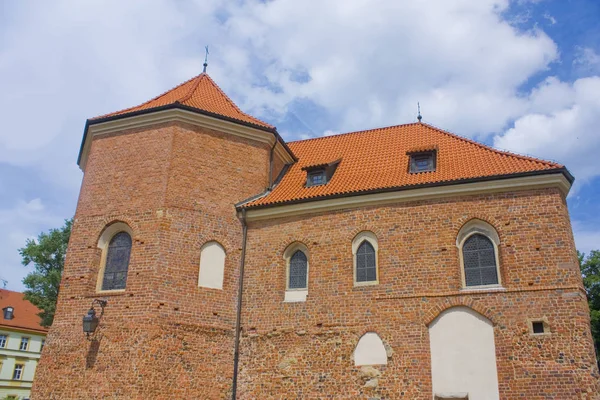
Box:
(243, 122), (569, 208)
(0, 289), (48, 333)
(92, 73), (274, 130)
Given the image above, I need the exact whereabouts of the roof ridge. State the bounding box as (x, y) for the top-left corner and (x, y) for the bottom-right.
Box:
(201, 74), (274, 128)
(419, 122), (562, 168)
(289, 122), (422, 144)
(92, 73), (203, 120)
(177, 73), (206, 104)
(289, 121), (561, 168)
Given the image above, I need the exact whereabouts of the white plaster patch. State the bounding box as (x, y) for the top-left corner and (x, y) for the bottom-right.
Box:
(429, 307), (499, 400)
(353, 332), (387, 366)
(198, 241), (226, 289)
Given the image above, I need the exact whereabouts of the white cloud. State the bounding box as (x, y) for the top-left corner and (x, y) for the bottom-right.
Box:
(220, 0), (558, 136)
(1, 0), (599, 287)
(494, 76), (600, 184)
(574, 46), (600, 74)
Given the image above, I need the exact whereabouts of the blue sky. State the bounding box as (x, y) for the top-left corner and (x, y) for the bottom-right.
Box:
(1, 0), (599, 291)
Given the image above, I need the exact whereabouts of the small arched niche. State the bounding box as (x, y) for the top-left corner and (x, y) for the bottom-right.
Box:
(353, 332), (388, 366)
(198, 241), (226, 289)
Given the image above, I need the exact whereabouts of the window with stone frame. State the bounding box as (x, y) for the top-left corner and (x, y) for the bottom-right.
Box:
(288, 250), (308, 289)
(101, 232), (132, 291)
(462, 233), (498, 286)
(356, 241), (377, 283)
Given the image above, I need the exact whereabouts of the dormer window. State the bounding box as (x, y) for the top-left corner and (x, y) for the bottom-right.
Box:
(307, 170), (326, 187)
(303, 159), (341, 187)
(409, 151), (436, 173)
(3, 306), (14, 320)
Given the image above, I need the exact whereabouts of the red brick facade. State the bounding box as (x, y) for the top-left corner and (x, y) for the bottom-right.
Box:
(31, 81), (599, 399)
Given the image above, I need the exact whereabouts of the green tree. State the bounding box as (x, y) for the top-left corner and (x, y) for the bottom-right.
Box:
(579, 250), (600, 361)
(19, 219), (72, 327)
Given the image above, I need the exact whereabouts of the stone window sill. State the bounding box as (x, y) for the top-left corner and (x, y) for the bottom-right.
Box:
(284, 290), (308, 302)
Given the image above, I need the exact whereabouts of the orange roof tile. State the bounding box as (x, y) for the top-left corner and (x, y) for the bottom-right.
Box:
(244, 122), (566, 208)
(92, 73), (274, 129)
(0, 289), (48, 333)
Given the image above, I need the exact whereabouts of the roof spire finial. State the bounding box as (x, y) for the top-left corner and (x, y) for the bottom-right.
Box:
(203, 45), (209, 73)
(417, 102), (422, 122)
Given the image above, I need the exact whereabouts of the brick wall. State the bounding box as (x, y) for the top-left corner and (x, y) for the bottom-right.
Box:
(238, 188), (600, 399)
(31, 118), (599, 399)
(31, 122), (271, 399)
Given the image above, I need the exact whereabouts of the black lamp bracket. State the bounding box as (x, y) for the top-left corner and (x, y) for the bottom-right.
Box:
(91, 299), (108, 315)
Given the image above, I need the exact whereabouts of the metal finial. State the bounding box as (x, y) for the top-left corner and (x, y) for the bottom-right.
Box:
(203, 45), (209, 73)
(417, 102), (422, 122)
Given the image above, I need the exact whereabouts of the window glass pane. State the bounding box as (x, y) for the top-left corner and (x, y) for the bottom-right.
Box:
(410, 153), (435, 172)
(463, 234), (498, 286)
(102, 232), (132, 290)
(289, 250), (308, 289)
(308, 171), (326, 186)
(356, 241), (376, 282)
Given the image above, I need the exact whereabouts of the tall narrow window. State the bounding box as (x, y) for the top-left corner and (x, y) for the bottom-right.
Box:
(289, 250), (308, 289)
(284, 243), (309, 302)
(19, 337), (29, 351)
(102, 232), (132, 291)
(463, 234), (498, 286)
(0, 334), (6, 348)
(12, 364), (24, 380)
(356, 241), (377, 283)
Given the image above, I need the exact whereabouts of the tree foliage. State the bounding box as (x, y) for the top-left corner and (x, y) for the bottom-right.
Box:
(579, 250), (600, 361)
(19, 219), (72, 327)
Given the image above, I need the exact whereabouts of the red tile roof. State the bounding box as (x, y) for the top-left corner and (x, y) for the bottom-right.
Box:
(244, 122), (565, 208)
(92, 73), (274, 129)
(0, 289), (48, 333)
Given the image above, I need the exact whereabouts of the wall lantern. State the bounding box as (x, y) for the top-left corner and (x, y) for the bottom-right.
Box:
(82, 299), (107, 339)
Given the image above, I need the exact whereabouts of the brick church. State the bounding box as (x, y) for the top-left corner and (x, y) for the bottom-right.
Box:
(32, 71), (599, 399)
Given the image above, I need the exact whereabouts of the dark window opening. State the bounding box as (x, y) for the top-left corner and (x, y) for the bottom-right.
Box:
(3, 306), (14, 320)
(304, 159), (341, 187)
(102, 232), (132, 291)
(409, 151), (436, 173)
(463, 234), (498, 286)
(307, 170), (327, 187)
(532, 321), (545, 334)
(289, 250), (308, 289)
(356, 241), (377, 283)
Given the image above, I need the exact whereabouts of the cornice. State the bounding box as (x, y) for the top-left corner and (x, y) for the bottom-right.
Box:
(243, 173), (571, 222)
(79, 108), (294, 171)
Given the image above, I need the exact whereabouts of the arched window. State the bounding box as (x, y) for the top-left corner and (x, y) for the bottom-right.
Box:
(102, 232), (132, 291)
(457, 219), (501, 288)
(352, 232), (378, 285)
(198, 241), (226, 289)
(289, 250), (308, 289)
(463, 234), (498, 286)
(96, 222), (133, 292)
(283, 243), (309, 302)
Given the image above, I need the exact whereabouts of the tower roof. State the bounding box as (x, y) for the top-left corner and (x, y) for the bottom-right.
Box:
(92, 73), (274, 130)
(242, 122), (570, 208)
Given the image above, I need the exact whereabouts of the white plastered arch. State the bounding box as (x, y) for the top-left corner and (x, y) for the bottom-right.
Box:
(198, 241), (226, 290)
(353, 332), (388, 366)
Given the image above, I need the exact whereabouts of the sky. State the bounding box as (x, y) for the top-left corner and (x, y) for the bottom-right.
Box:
(0, 0), (599, 291)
